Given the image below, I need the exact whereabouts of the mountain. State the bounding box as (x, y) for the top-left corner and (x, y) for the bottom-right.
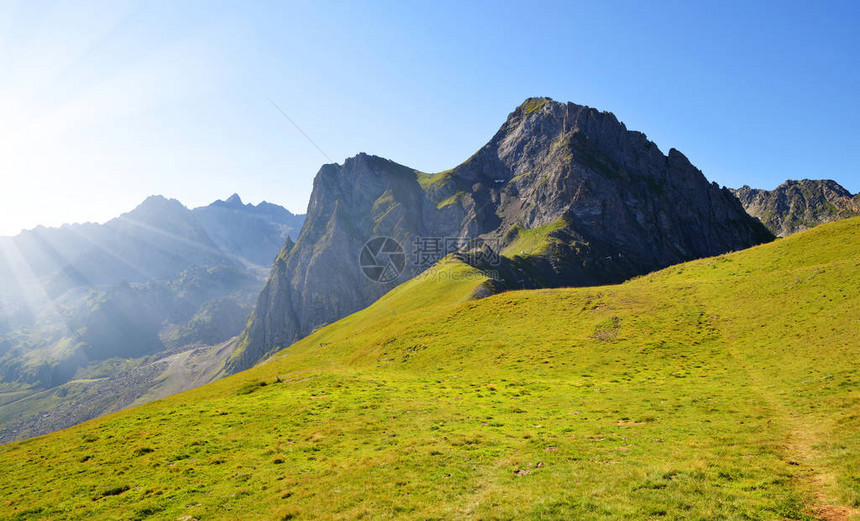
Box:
(0, 195), (303, 298)
(731, 179), (860, 237)
(225, 97), (773, 373)
(1, 217), (856, 519)
(192, 193), (305, 267)
(0, 196), (231, 296)
(0, 195), (304, 442)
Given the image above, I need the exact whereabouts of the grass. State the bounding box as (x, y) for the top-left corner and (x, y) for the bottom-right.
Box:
(0, 218), (858, 520)
(523, 98), (550, 115)
(416, 170), (454, 191)
(435, 192), (466, 210)
(501, 219), (568, 257)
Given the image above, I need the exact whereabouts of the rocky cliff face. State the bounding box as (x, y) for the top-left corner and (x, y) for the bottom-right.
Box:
(226, 97), (773, 373)
(225, 155), (435, 373)
(731, 180), (859, 237)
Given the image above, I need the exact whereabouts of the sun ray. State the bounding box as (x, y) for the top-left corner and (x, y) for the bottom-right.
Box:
(58, 225), (157, 283)
(116, 216), (256, 270)
(0, 238), (73, 339)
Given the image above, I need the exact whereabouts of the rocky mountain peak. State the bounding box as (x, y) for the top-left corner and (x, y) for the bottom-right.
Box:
(135, 194), (185, 211)
(225, 193), (244, 206)
(211, 193), (248, 210)
(778, 179), (852, 198)
(471, 98), (670, 191)
(224, 97), (774, 373)
(731, 179), (859, 236)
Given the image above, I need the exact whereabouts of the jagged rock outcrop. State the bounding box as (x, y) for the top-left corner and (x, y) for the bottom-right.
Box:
(226, 97), (773, 372)
(731, 179), (860, 237)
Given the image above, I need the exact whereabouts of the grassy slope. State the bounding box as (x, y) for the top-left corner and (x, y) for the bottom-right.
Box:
(501, 220), (567, 257)
(1, 219), (858, 520)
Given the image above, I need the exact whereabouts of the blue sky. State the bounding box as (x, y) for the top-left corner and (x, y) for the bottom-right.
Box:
(1, 0), (858, 236)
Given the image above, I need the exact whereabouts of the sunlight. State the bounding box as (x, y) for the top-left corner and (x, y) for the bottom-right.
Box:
(0, 237), (71, 337)
(0, 1), (217, 236)
(0, 3), (858, 518)
(59, 225), (157, 283)
(117, 216), (256, 269)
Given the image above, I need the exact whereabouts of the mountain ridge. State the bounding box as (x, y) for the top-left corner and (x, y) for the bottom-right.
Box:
(192, 194), (305, 268)
(225, 97), (773, 373)
(731, 179), (860, 237)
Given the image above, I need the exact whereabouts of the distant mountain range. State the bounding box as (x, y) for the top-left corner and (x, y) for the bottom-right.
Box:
(731, 179), (860, 237)
(0, 195), (304, 442)
(193, 193), (305, 267)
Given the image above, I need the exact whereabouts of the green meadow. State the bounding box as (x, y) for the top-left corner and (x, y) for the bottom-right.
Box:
(1, 218), (858, 520)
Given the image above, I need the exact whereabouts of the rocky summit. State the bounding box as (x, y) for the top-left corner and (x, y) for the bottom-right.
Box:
(732, 179), (860, 237)
(223, 97), (773, 373)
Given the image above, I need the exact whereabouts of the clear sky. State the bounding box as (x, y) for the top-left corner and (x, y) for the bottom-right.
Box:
(1, 0), (858, 236)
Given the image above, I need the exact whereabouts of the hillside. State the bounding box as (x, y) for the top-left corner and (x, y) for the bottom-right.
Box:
(1, 217), (856, 520)
(732, 179), (860, 237)
(227, 97), (772, 373)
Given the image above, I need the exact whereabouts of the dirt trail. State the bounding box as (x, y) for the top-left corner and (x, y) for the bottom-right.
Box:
(713, 301), (858, 521)
(783, 414), (859, 521)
